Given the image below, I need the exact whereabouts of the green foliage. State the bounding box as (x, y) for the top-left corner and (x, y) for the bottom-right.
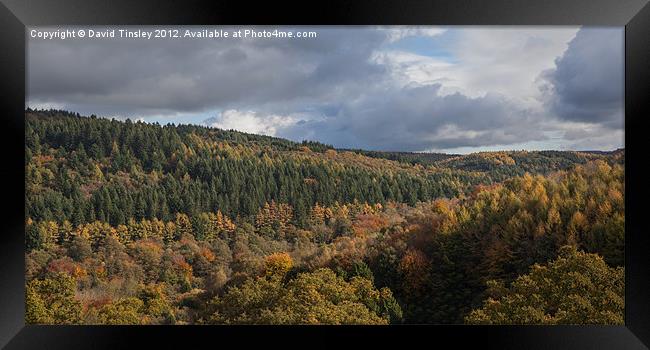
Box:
(26, 272), (82, 324)
(350, 260), (374, 282)
(26, 110), (487, 227)
(68, 235), (92, 262)
(25, 221), (42, 251)
(139, 284), (173, 320)
(96, 298), (145, 325)
(206, 268), (400, 325)
(465, 246), (624, 325)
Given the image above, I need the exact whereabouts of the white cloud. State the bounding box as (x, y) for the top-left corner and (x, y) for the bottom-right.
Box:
(381, 26), (448, 42)
(207, 109), (300, 136)
(372, 51), (455, 87)
(27, 100), (66, 110)
(374, 27), (579, 111)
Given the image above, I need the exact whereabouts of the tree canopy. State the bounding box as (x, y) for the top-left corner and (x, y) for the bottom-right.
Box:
(465, 246), (624, 325)
(24, 109), (624, 325)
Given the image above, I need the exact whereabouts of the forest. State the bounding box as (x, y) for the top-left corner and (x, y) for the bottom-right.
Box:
(25, 109), (625, 325)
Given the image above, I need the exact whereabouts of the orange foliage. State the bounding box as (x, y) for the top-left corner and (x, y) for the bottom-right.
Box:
(200, 247), (216, 262)
(171, 254), (193, 276)
(398, 249), (430, 293)
(352, 213), (388, 237)
(47, 257), (87, 279)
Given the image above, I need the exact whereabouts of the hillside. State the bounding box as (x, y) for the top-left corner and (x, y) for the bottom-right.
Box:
(25, 109), (625, 325)
(25, 109), (622, 227)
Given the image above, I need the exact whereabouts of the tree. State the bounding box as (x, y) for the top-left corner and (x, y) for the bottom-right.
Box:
(96, 298), (145, 325)
(24, 110), (625, 326)
(138, 284), (173, 323)
(263, 252), (293, 278)
(206, 268), (401, 325)
(465, 246), (624, 325)
(174, 213), (193, 240)
(67, 234), (92, 262)
(25, 219), (42, 251)
(26, 272), (82, 324)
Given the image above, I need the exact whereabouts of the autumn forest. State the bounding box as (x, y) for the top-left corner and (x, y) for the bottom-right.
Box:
(25, 109), (625, 325)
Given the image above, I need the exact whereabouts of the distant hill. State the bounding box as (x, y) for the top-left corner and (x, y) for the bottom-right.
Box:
(340, 149), (458, 166)
(344, 147), (622, 182)
(434, 149), (622, 181)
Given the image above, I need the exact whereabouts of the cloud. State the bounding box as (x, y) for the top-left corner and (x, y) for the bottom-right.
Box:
(204, 109), (302, 136)
(28, 26), (388, 118)
(539, 27), (624, 129)
(378, 28), (578, 104)
(278, 84), (546, 151)
(381, 26), (447, 42)
(27, 26), (624, 152)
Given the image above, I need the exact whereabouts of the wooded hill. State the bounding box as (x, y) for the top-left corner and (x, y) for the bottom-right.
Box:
(25, 109), (621, 228)
(25, 109), (625, 325)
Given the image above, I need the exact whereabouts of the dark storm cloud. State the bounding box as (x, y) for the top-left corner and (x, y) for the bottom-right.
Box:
(278, 84), (545, 151)
(540, 28), (624, 129)
(28, 26), (388, 117)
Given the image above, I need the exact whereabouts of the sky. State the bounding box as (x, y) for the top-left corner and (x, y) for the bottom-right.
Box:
(27, 26), (624, 154)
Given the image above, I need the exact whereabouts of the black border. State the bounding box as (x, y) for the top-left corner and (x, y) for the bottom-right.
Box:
(1, 0), (649, 348)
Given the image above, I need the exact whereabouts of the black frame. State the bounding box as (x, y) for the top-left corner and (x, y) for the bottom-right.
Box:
(1, 0), (649, 348)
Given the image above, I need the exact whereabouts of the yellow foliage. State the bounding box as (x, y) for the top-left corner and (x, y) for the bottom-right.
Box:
(264, 252), (293, 277)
